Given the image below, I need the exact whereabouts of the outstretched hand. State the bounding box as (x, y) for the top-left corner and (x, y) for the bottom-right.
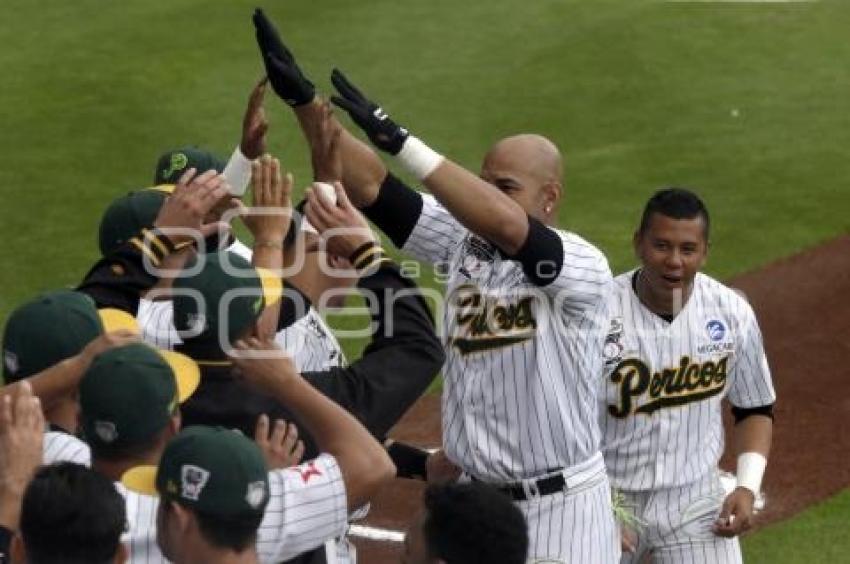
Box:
(241, 78), (270, 159)
(304, 181), (375, 258)
(330, 69), (409, 155)
(253, 8), (315, 106)
(153, 168), (232, 246)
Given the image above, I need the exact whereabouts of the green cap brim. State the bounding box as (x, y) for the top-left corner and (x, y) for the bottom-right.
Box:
(121, 465), (159, 496)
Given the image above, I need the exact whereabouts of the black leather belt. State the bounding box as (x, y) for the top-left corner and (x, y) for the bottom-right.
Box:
(472, 472), (566, 501)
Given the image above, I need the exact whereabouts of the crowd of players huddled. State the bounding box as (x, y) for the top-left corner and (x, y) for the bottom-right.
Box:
(0, 9), (531, 564)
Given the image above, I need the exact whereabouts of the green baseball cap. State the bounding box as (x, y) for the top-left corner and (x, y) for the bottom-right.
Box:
(154, 147), (226, 185)
(2, 290), (139, 383)
(122, 426), (270, 519)
(172, 252), (282, 348)
(98, 186), (173, 256)
(80, 343), (200, 451)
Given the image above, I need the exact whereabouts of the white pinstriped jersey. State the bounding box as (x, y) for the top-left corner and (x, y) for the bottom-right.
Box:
(403, 195), (613, 480)
(136, 239), (254, 350)
(274, 308), (346, 371)
(138, 299), (343, 372)
(41, 435), (348, 563)
(43, 431), (91, 465)
(599, 270), (776, 491)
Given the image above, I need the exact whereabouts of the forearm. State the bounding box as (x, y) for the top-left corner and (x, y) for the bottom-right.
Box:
(1, 356), (86, 411)
(421, 158), (529, 254)
(734, 414), (772, 457)
(0, 485), (24, 531)
(295, 101), (386, 207)
(270, 373), (394, 505)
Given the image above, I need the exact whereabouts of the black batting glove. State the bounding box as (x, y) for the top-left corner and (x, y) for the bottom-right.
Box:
(330, 68), (409, 155)
(252, 8), (315, 106)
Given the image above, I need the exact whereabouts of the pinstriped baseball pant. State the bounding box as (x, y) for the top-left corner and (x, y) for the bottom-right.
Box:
(520, 471), (620, 564)
(619, 472), (742, 564)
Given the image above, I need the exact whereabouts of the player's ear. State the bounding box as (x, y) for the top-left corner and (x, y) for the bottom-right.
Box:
(541, 181), (561, 213)
(632, 230), (643, 260)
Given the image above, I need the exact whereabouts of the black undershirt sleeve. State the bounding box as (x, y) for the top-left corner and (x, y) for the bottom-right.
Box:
(359, 173), (424, 249)
(0, 525), (12, 563)
(505, 215), (565, 287)
(731, 403), (775, 423)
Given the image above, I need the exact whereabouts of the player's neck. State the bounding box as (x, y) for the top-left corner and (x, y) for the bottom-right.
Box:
(635, 269), (694, 318)
(93, 448), (163, 482)
(176, 545), (258, 564)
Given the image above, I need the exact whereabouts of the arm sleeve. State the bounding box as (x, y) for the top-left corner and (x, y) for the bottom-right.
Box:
(256, 454), (349, 563)
(360, 173), (465, 265)
(727, 300), (777, 408)
(0, 525), (11, 564)
(508, 222), (613, 317)
(76, 228), (174, 315)
(42, 432), (92, 466)
(300, 261), (445, 440)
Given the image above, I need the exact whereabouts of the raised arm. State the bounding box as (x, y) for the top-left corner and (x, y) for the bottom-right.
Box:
(329, 69), (529, 254)
(230, 340), (395, 511)
(252, 8), (387, 208)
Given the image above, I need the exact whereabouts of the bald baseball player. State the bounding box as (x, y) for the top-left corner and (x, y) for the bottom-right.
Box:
(599, 188), (775, 563)
(253, 14), (618, 562)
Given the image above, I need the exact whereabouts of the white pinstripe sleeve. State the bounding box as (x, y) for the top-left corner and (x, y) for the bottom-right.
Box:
(546, 231), (613, 316)
(727, 301), (776, 408)
(256, 454), (348, 563)
(43, 431), (91, 466)
(401, 194), (465, 266)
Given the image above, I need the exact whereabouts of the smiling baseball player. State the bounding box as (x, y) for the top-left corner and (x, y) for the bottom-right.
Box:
(599, 188), (775, 563)
(253, 23), (620, 557)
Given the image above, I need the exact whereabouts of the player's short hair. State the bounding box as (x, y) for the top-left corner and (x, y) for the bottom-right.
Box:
(423, 482), (528, 564)
(638, 187), (710, 240)
(161, 501), (263, 552)
(20, 462), (126, 564)
(88, 426), (166, 462)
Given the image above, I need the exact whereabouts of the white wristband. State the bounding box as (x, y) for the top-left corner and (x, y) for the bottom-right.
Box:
(222, 146), (253, 196)
(395, 136), (444, 181)
(736, 452), (767, 495)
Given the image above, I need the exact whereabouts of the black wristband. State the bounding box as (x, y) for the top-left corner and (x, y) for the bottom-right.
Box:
(387, 441), (429, 481)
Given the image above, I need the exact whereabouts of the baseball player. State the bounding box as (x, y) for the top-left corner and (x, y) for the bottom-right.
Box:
(599, 188), (775, 563)
(250, 15), (620, 561)
(44, 337), (394, 563)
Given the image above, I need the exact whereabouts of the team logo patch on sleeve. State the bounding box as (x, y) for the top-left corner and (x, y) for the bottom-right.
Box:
(180, 465), (211, 501)
(706, 320), (726, 342)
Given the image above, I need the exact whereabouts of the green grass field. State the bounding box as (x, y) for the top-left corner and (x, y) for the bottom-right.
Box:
(1, 1), (847, 559)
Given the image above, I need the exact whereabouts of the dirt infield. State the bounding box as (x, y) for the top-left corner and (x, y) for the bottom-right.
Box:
(352, 235), (850, 563)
